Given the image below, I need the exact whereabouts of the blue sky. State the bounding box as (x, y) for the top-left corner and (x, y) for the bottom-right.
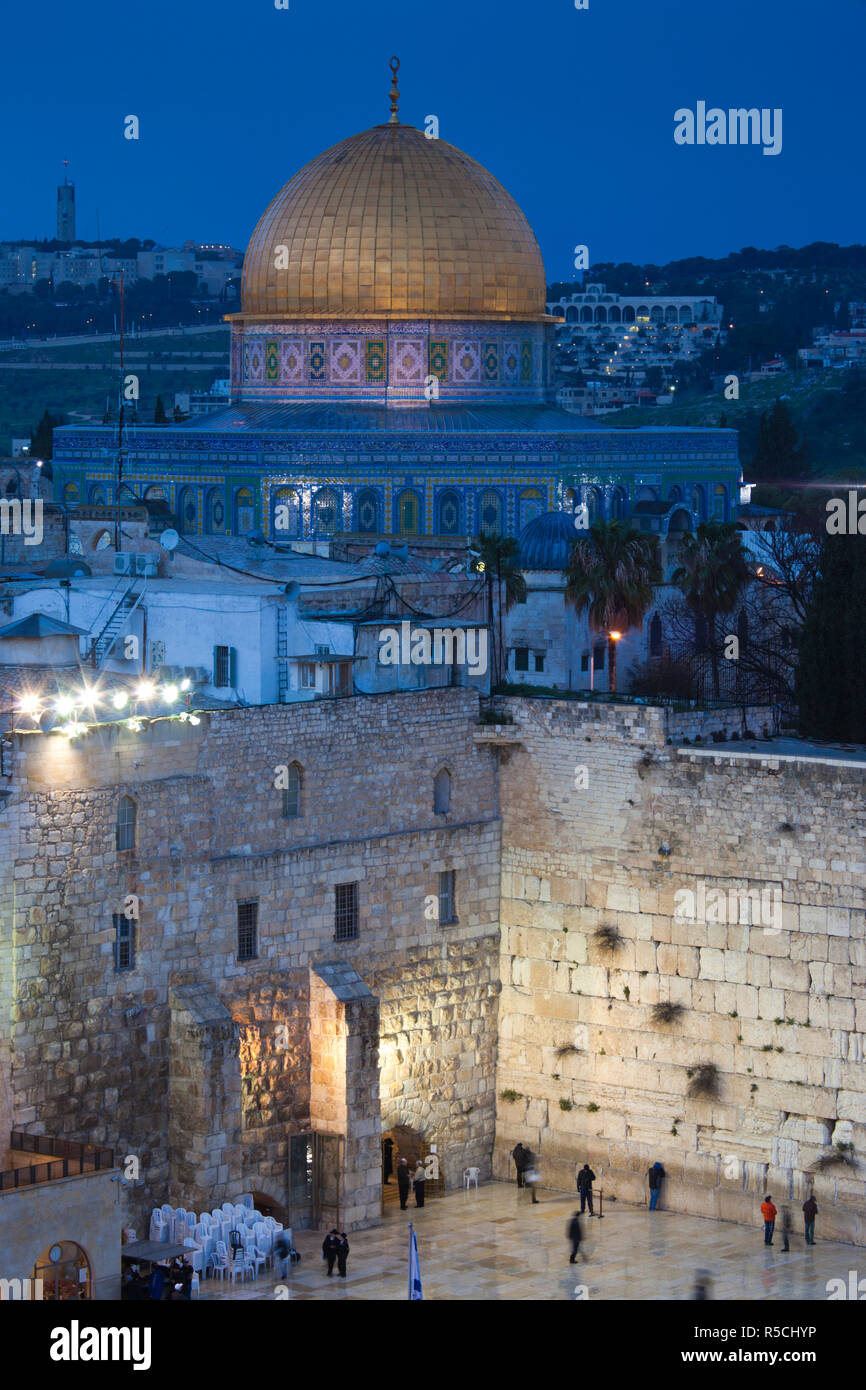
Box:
(3, 0), (863, 277)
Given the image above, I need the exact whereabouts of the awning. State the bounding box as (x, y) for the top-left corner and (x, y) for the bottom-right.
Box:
(121, 1240), (189, 1262)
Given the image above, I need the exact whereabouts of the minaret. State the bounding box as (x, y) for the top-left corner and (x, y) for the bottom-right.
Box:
(388, 56), (400, 124)
(57, 159), (75, 242)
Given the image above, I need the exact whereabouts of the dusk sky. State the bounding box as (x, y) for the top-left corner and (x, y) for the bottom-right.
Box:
(4, 0), (864, 276)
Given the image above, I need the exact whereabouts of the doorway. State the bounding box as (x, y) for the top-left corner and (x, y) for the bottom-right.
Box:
(381, 1125), (443, 1207)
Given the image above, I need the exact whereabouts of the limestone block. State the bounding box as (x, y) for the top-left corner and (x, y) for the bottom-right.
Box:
(699, 947), (725, 981)
(570, 964), (609, 997)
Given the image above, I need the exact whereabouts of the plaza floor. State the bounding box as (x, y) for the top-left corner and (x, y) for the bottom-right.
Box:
(199, 1182), (858, 1301)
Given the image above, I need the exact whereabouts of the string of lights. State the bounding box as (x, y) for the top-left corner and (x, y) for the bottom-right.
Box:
(12, 676), (201, 740)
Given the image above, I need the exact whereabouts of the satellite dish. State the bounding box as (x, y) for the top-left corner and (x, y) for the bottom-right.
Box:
(159, 529), (180, 551)
(284, 581), (300, 600)
(374, 541), (391, 558)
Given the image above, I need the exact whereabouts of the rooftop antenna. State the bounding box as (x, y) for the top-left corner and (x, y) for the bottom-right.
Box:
(115, 270), (125, 552)
(388, 56), (400, 124)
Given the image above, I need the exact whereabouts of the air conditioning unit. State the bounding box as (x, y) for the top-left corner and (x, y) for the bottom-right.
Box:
(114, 554), (133, 575)
(134, 553), (159, 577)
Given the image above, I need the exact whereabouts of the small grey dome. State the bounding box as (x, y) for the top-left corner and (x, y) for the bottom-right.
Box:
(518, 510), (577, 570)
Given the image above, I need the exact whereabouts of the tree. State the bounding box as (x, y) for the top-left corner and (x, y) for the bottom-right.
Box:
(671, 522), (752, 697)
(30, 408), (66, 460)
(796, 531), (866, 741)
(154, 395), (168, 424)
(643, 365), (664, 393)
(751, 398), (808, 482)
(473, 533), (526, 686)
(565, 519), (661, 692)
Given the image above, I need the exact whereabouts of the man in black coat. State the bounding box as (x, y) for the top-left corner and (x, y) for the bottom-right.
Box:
(576, 1163), (596, 1216)
(336, 1233), (350, 1278)
(567, 1212), (583, 1263)
(512, 1142), (528, 1187)
(396, 1157), (411, 1210)
(322, 1229), (339, 1276)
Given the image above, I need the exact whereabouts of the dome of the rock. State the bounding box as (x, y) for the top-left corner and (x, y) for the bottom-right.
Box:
(240, 123), (548, 322)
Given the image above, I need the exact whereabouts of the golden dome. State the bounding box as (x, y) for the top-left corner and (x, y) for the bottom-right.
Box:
(239, 123), (548, 322)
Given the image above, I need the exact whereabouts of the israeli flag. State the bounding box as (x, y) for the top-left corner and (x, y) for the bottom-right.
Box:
(408, 1224), (423, 1301)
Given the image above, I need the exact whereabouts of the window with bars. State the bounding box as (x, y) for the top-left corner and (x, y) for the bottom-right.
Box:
(116, 796), (136, 852)
(112, 913), (135, 971)
(237, 901), (259, 961)
(334, 882), (359, 942)
(214, 645), (237, 688)
(282, 762), (301, 818)
(514, 647), (529, 671)
(534, 653), (545, 673)
(438, 870), (457, 925)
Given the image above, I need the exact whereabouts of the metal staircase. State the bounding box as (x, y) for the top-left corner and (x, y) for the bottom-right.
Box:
(276, 605), (289, 701)
(89, 577), (147, 668)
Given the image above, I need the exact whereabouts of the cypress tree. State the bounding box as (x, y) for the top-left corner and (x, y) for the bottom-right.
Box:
(154, 394), (168, 424)
(751, 398), (808, 481)
(796, 531), (866, 741)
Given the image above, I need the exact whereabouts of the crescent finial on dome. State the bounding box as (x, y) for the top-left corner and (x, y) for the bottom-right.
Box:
(389, 56), (400, 124)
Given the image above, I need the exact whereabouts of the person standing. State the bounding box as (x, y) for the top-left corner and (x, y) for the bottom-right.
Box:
(567, 1211), (583, 1264)
(647, 1161), (665, 1211)
(524, 1146), (540, 1204)
(273, 1232), (291, 1280)
(383, 1136), (394, 1185)
(761, 1195), (777, 1246)
(322, 1229), (339, 1276)
(512, 1142), (528, 1188)
(396, 1157), (411, 1210)
(336, 1232), (350, 1278)
(576, 1163), (596, 1216)
(803, 1194), (818, 1246)
(413, 1160), (426, 1208)
(780, 1205), (792, 1252)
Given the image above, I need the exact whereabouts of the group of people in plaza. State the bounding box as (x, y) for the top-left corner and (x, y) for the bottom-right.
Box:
(321, 1230), (350, 1277)
(761, 1194), (819, 1249)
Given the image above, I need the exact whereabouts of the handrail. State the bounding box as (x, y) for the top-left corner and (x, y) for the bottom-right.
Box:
(93, 578), (148, 668)
(1, 1131), (115, 1191)
(88, 574), (136, 641)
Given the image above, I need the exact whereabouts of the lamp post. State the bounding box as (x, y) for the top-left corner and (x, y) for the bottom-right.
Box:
(608, 630), (623, 694)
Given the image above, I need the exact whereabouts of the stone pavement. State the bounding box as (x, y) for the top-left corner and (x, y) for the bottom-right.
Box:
(199, 1182), (860, 1301)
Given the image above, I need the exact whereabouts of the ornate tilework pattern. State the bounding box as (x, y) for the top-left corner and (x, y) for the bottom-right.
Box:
(243, 343), (251, 382)
(366, 339), (386, 382)
(391, 338), (425, 384)
(266, 340), (279, 381)
(280, 338), (305, 382)
(453, 341), (481, 384)
(483, 343), (499, 383)
(520, 341), (532, 384)
(330, 339), (363, 383)
(429, 340), (448, 381)
(310, 341), (326, 381)
(503, 341), (520, 384)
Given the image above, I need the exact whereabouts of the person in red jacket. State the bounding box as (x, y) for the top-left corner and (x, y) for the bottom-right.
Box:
(761, 1195), (777, 1245)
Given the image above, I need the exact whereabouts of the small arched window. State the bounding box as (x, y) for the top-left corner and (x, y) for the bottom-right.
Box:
(116, 796), (136, 852)
(282, 762), (302, 818)
(433, 768), (451, 815)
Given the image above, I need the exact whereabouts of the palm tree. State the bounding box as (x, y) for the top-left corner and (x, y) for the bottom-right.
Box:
(565, 519), (662, 693)
(473, 533), (527, 686)
(671, 521), (752, 698)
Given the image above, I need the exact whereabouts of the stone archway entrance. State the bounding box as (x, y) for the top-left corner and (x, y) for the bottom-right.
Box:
(381, 1124), (443, 1207)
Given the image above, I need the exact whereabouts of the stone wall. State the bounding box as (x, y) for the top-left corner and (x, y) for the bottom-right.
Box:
(0, 1169), (121, 1300)
(0, 687), (502, 1233)
(494, 696), (866, 1244)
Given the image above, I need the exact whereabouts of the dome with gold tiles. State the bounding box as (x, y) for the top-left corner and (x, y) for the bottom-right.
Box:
(239, 122), (548, 323)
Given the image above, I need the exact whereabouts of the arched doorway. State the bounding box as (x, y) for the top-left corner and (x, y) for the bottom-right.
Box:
(381, 1124), (443, 1207)
(250, 1190), (288, 1225)
(33, 1240), (91, 1301)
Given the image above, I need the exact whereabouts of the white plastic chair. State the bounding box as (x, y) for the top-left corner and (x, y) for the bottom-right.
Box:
(237, 1193), (255, 1209)
(212, 1243), (230, 1283)
(190, 1272), (200, 1300)
(463, 1166), (480, 1191)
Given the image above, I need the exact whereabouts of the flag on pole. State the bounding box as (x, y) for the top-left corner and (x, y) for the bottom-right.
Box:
(408, 1222), (423, 1300)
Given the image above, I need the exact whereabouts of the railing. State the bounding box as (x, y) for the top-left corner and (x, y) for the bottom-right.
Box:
(0, 1132), (115, 1191)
